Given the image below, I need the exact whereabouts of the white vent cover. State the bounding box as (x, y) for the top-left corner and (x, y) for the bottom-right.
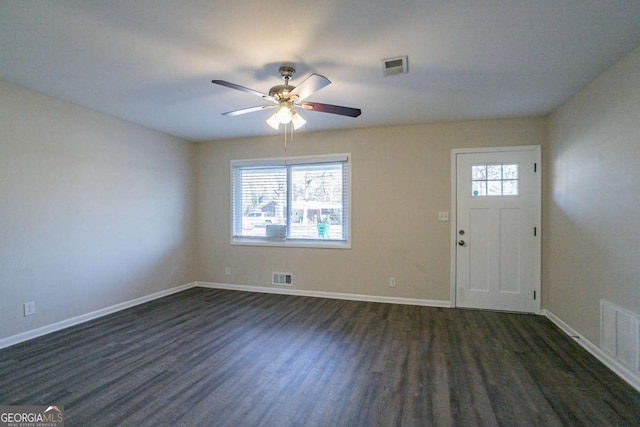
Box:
(272, 272), (293, 286)
(601, 300), (640, 373)
(382, 56), (408, 77)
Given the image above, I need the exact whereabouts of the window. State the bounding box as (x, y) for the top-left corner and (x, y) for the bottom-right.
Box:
(231, 154), (350, 248)
(471, 163), (519, 196)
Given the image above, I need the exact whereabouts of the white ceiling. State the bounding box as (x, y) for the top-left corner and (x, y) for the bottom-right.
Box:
(2, 1), (640, 142)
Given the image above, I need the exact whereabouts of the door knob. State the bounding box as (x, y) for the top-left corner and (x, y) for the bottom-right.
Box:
(458, 240), (465, 246)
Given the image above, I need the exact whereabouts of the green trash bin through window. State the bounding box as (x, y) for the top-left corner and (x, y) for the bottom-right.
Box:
(317, 223), (329, 238)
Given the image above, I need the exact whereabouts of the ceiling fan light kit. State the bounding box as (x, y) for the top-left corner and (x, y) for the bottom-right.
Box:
(212, 65), (361, 141)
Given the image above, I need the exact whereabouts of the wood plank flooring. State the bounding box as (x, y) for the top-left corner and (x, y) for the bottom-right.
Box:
(1, 287), (639, 426)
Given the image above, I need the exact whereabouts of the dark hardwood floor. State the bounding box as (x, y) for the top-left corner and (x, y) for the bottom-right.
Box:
(1, 287), (639, 426)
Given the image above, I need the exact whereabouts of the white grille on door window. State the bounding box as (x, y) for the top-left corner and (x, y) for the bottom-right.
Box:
(471, 164), (519, 197)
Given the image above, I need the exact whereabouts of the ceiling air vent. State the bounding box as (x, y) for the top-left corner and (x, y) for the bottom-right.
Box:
(382, 55), (408, 77)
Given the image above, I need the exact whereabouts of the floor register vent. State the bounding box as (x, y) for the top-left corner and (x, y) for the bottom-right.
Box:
(272, 272), (293, 286)
(601, 300), (640, 374)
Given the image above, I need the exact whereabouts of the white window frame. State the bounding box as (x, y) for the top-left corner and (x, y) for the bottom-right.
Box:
(230, 153), (351, 249)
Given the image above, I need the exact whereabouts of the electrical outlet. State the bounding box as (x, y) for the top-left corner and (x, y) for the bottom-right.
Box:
(24, 301), (35, 316)
(224, 267), (231, 276)
(438, 211), (449, 221)
(389, 277), (396, 288)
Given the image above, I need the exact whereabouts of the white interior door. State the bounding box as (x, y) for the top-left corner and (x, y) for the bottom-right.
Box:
(454, 146), (541, 313)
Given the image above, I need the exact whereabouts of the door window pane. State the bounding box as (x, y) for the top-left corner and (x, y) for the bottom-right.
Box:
(487, 180), (502, 196)
(472, 165), (487, 180)
(472, 181), (487, 197)
(487, 165), (502, 180)
(503, 180), (518, 195)
(471, 164), (519, 197)
(503, 164), (518, 179)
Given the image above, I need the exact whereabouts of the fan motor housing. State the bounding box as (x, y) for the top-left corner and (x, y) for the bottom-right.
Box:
(269, 84), (296, 101)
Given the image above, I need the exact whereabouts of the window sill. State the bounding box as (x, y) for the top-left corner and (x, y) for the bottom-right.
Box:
(231, 237), (351, 249)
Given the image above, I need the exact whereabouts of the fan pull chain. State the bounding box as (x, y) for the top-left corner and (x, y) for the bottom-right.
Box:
(284, 123), (288, 151)
(283, 122), (295, 151)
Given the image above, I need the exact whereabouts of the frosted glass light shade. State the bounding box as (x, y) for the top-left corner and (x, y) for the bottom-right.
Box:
(291, 112), (306, 129)
(275, 103), (292, 124)
(266, 112), (280, 129)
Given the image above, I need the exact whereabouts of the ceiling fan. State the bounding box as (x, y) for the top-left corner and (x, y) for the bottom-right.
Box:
(212, 66), (361, 131)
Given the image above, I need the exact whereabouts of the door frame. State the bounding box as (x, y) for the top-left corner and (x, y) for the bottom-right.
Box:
(450, 145), (542, 313)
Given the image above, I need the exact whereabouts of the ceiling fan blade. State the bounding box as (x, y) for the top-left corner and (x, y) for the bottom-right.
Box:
(212, 80), (276, 102)
(290, 73), (331, 102)
(301, 102), (361, 117)
(223, 105), (277, 116)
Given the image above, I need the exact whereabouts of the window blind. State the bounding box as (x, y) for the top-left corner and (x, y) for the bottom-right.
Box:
(231, 154), (350, 246)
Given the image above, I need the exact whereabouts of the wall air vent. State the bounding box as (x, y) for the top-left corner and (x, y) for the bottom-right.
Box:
(382, 55), (408, 77)
(601, 300), (640, 374)
(272, 272), (293, 286)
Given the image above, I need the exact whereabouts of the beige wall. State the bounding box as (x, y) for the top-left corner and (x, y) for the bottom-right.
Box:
(0, 82), (196, 339)
(545, 46), (640, 343)
(196, 118), (546, 301)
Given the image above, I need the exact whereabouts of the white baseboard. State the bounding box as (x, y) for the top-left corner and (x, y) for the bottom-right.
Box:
(543, 309), (640, 393)
(0, 282), (198, 349)
(195, 281), (452, 308)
